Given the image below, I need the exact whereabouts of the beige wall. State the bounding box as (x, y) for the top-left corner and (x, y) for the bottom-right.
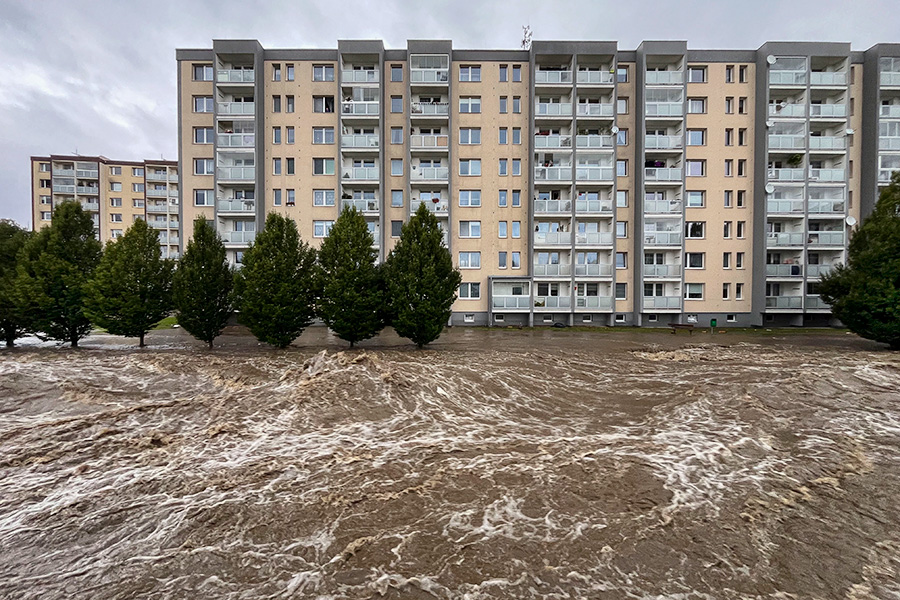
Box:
(616, 61), (636, 313)
(382, 60), (407, 256)
(179, 59), (215, 238)
(848, 63), (863, 223)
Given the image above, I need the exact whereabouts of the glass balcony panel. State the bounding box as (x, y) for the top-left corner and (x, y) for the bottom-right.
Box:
(645, 102), (683, 117)
(767, 199), (804, 213)
(807, 231), (844, 246)
(575, 296), (613, 309)
(534, 199), (572, 213)
(534, 135), (573, 149)
(645, 135), (683, 150)
(534, 166), (573, 181)
(643, 296), (682, 309)
(809, 104), (847, 118)
(534, 232), (573, 245)
(879, 136), (900, 150)
(880, 105), (900, 118)
(766, 296), (803, 308)
(768, 168), (805, 181)
(576, 71), (615, 84)
(535, 71), (573, 84)
(533, 263), (572, 276)
(492, 295), (531, 309)
(217, 199), (256, 212)
(574, 263), (613, 276)
(342, 134), (379, 148)
(807, 264), (835, 278)
(535, 103), (573, 116)
(575, 199), (613, 213)
(344, 166), (379, 180)
(534, 296), (571, 308)
(342, 101), (379, 115)
(645, 71), (684, 85)
(766, 264), (803, 277)
(643, 231), (683, 246)
(217, 102), (255, 115)
(575, 134), (614, 148)
(769, 71), (807, 85)
(217, 167), (255, 180)
(341, 198), (379, 212)
(810, 72), (847, 86)
(409, 134), (449, 148)
(769, 104), (806, 117)
(766, 232), (805, 246)
(575, 167), (614, 181)
(576, 103), (614, 117)
(409, 198), (449, 214)
(410, 102), (450, 115)
(809, 136), (846, 151)
(809, 168), (845, 182)
(574, 232), (613, 245)
(217, 69), (254, 83)
(881, 72), (900, 86)
(808, 200), (845, 214)
(218, 133), (255, 147)
(643, 264), (682, 278)
(644, 199), (683, 213)
(342, 69), (379, 83)
(768, 135), (806, 150)
(410, 166), (449, 180)
(410, 68), (449, 83)
(644, 167), (683, 181)
(805, 295), (830, 309)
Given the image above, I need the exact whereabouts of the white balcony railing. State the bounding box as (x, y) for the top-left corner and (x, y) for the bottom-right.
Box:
(493, 295), (530, 309)
(79, 202), (99, 211)
(809, 168), (845, 182)
(409, 199), (449, 214)
(534, 232), (573, 245)
(223, 231), (256, 244)
(410, 101), (450, 115)
(576, 297), (613, 309)
(807, 264), (835, 278)
(535, 103), (573, 116)
(575, 199), (613, 213)
(643, 231), (683, 246)
(410, 134), (449, 149)
(343, 166), (379, 180)
(52, 168), (75, 176)
(879, 137), (900, 151)
(808, 200), (846, 214)
(645, 71), (684, 85)
(644, 199), (683, 214)
(342, 134), (379, 148)
(575, 232), (614, 245)
(410, 68), (449, 83)
(766, 296), (803, 309)
(767, 232), (805, 246)
(645, 167), (683, 181)
(218, 167), (255, 180)
(146, 204), (170, 213)
(342, 101), (379, 116)
(534, 166), (573, 181)
(768, 168), (805, 181)
(575, 134), (615, 149)
(146, 189), (170, 197)
(769, 104), (806, 118)
(217, 199), (256, 213)
(534, 135), (573, 149)
(880, 105), (900, 118)
(806, 295), (830, 309)
(533, 263), (572, 276)
(217, 133), (255, 148)
(881, 72), (900, 86)
(574, 263), (613, 277)
(767, 199), (804, 213)
(217, 69), (254, 83)
(769, 70), (806, 86)
(643, 264), (682, 278)
(766, 264), (803, 277)
(807, 231), (845, 246)
(576, 167), (614, 181)
(217, 102), (255, 115)
(809, 104), (848, 118)
(77, 169), (99, 178)
(149, 220), (179, 230)
(769, 135), (807, 150)
(342, 69), (379, 83)
(576, 103), (614, 117)
(341, 199), (379, 212)
(645, 102), (683, 117)
(810, 71), (847, 86)
(645, 135), (683, 150)
(577, 71), (615, 85)
(534, 199), (571, 213)
(410, 166), (449, 180)
(809, 136), (847, 151)
(52, 185), (75, 193)
(534, 296), (571, 309)
(76, 186), (100, 194)
(535, 71), (573, 84)
(643, 296), (682, 309)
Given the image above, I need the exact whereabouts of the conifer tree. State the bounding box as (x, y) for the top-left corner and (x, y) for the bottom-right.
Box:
(15, 202), (102, 347)
(172, 218), (233, 349)
(84, 219), (174, 347)
(316, 207), (384, 347)
(820, 172), (900, 349)
(235, 213), (318, 348)
(383, 203), (461, 348)
(0, 220), (31, 347)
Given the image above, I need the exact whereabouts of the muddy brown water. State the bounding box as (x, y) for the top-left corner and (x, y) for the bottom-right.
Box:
(1, 327), (899, 599)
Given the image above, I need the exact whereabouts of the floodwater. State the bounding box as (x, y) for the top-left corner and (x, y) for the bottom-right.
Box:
(1, 327), (899, 599)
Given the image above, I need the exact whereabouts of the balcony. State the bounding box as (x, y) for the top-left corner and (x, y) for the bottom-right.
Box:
(645, 135), (683, 150)
(342, 134), (379, 149)
(767, 199), (804, 213)
(769, 104), (806, 118)
(410, 166), (449, 181)
(534, 296), (571, 309)
(217, 199), (256, 213)
(645, 102), (683, 117)
(76, 186), (100, 194)
(880, 105), (900, 118)
(768, 168), (805, 182)
(575, 231), (613, 245)
(146, 204), (170, 213)
(810, 72), (847, 86)
(809, 104), (848, 118)
(534, 232), (573, 245)
(769, 70), (806, 86)
(575, 103), (614, 117)
(146, 172), (170, 182)
(644, 199), (683, 214)
(575, 167), (614, 182)
(160, 237), (180, 246)
(575, 134), (615, 149)
(146, 189), (170, 197)
(342, 69), (379, 83)
(768, 135), (806, 150)
(879, 169), (895, 182)
(643, 231), (683, 246)
(535, 103), (573, 116)
(534, 166), (572, 181)
(342, 101), (379, 116)
(645, 71), (683, 85)
(807, 231), (844, 246)
(410, 101), (450, 115)
(343, 166), (379, 180)
(805, 295), (830, 310)
(218, 167), (255, 181)
(217, 102), (255, 116)
(577, 71), (615, 85)
(574, 296), (611, 310)
(807, 264), (835, 278)
(766, 296), (802, 309)
(533, 263), (571, 276)
(341, 198), (379, 213)
(223, 231), (256, 245)
(534, 135), (573, 149)
(535, 71), (572, 84)
(52, 185), (75, 193)
(644, 167), (683, 182)
(149, 220), (179, 230)
(52, 168), (74, 176)
(809, 136), (847, 151)
(409, 199), (449, 214)
(808, 200), (845, 214)
(79, 202), (99, 211)
(879, 136), (900, 151)
(881, 72), (900, 86)
(77, 169), (99, 179)
(534, 199), (571, 213)
(643, 264), (682, 278)
(218, 133), (255, 148)
(575, 198), (613, 213)
(767, 232), (805, 246)
(574, 263), (613, 277)
(410, 68), (449, 83)
(766, 264), (803, 277)
(643, 296), (682, 309)
(410, 134), (449, 149)
(809, 168), (845, 182)
(217, 69), (254, 83)
(492, 295), (531, 310)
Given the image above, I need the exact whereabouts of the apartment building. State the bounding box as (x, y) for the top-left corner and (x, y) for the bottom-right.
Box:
(174, 39), (900, 328)
(30, 156), (180, 258)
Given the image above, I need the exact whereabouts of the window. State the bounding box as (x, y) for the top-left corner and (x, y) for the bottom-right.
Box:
(273, 95), (281, 113)
(616, 160), (627, 177)
(286, 96), (294, 113)
(737, 220), (746, 238)
(686, 191), (705, 207)
(615, 283), (627, 299)
(737, 159), (747, 177)
(391, 96), (402, 113)
(40, 195), (51, 204)
(273, 64), (281, 81)
(388, 127), (402, 145)
(511, 251), (521, 269)
(391, 190), (403, 207)
(286, 64), (294, 81)
(616, 221), (627, 238)
(313, 64), (334, 81)
(723, 221), (732, 238)
(736, 252), (745, 268)
(685, 221), (706, 238)
(459, 159), (481, 176)
(724, 190), (733, 208)
(725, 97), (734, 114)
(686, 252), (705, 268)
(499, 190), (508, 207)
(459, 190), (481, 207)
(40, 211), (52, 221)
(722, 283), (731, 300)
(273, 189), (282, 206)
(110, 197), (122, 207)
(498, 221), (508, 238)
(725, 65), (734, 83)
(512, 159), (521, 176)
(737, 191), (746, 208)
(738, 97), (748, 114)
(511, 221), (521, 238)
(313, 158), (335, 175)
(464, 314), (476, 323)
(499, 128), (508, 145)
(512, 128), (521, 145)
(725, 128), (734, 146)
(109, 166), (121, 175)
(724, 160), (734, 177)
(273, 127), (282, 144)
(727, 314), (736, 323)
(459, 252), (481, 268)
(286, 158), (295, 175)
(687, 98), (707, 114)
(193, 127), (214, 144)
(313, 127), (334, 144)
(194, 190), (213, 206)
(617, 97), (628, 114)
(194, 158), (215, 175)
(289, 190), (298, 207)
(313, 96), (334, 113)
(459, 66), (481, 82)
(193, 64), (214, 81)
(686, 129), (706, 146)
(499, 96), (508, 113)
(498, 252), (507, 269)
(286, 126), (295, 144)
(684, 283), (704, 300)
(616, 252), (627, 269)
(688, 66), (707, 83)
(736, 283), (744, 299)
(458, 282), (481, 300)
(616, 67), (628, 83)
(738, 128), (747, 146)
(617, 129), (628, 146)
(111, 229), (123, 239)
(274, 158), (283, 175)
(499, 159), (508, 176)
(616, 190), (628, 208)
(459, 97), (481, 113)
(110, 182), (122, 192)
(513, 65), (522, 82)
(309, 189), (334, 207)
(391, 65), (403, 82)
(391, 159), (403, 176)
(193, 96), (214, 112)
(513, 96), (521, 113)
(313, 221), (334, 238)
(512, 190), (521, 207)
(460, 128), (481, 144)
(739, 65), (748, 83)
(391, 220), (402, 237)
(723, 252), (732, 268)
(459, 221), (481, 238)
(686, 160), (706, 177)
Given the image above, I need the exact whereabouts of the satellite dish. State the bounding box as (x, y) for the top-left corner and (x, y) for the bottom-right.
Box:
(765, 183), (775, 193)
(846, 216), (857, 226)
(765, 120), (774, 128)
(845, 128), (855, 135)
(611, 126), (620, 134)
(766, 55), (777, 65)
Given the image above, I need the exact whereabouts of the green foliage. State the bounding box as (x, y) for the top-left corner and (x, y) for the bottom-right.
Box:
(14, 202), (102, 347)
(172, 218), (234, 349)
(235, 213), (318, 348)
(0, 220), (31, 347)
(820, 172), (900, 350)
(84, 219), (174, 347)
(383, 203), (461, 348)
(316, 207), (383, 347)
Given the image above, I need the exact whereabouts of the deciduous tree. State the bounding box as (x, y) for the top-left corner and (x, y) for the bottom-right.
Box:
(0, 220), (31, 347)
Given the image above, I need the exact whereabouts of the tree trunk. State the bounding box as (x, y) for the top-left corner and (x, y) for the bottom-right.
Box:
(208, 340), (214, 350)
(5, 338), (14, 348)
(350, 340), (355, 348)
(71, 338), (78, 348)
(139, 332), (145, 348)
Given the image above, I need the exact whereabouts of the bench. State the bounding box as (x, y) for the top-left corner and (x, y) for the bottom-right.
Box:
(669, 323), (695, 335)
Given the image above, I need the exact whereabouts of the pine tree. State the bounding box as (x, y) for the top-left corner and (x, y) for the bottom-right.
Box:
(383, 203), (461, 348)
(84, 219), (174, 347)
(820, 172), (900, 350)
(235, 213), (318, 348)
(15, 202), (102, 347)
(172, 218), (233, 349)
(0, 220), (31, 347)
(317, 207), (384, 347)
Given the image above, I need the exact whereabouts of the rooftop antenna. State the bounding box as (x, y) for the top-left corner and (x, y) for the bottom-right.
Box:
(521, 25), (532, 50)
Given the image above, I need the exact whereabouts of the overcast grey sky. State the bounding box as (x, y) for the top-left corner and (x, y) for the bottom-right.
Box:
(1, 0), (896, 227)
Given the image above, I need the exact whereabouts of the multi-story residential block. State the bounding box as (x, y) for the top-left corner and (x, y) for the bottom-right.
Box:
(30, 156), (180, 258)
(174, 39), (900, 328)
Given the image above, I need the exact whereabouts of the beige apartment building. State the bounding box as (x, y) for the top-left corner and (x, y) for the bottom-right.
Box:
(30, 156), (180, 258)
(171, 39), (900, 327)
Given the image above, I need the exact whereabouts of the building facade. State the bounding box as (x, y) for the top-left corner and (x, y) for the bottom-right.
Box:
(30, 155), (180, 258)
(173, 39), (900, 327)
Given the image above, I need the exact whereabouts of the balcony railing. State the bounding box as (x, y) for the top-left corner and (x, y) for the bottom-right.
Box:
(146, 173), (170, 181)
(79, 202), (99, 211)
(645, 102), (683, 117)
(809, 136), (846, 151)
(341, 199), (379, 212)
(766, 264), (803, 277)
(575, 232), (614, 245)
(77, 169), (99, 178)
(766, 296), (802, 309)
(575, 134), (615, 149)
(217, 102), (255, 115)
(644, 199), (683, 213)
(574, 263), (613, 277)
(809, 104), (848, 118)
(879, 136), (900, 150)
(533, 263), (571, 276)
(342, 101), (379, 116)
(146, 189), (170, 197)
(810, 71), (847, 86)
(342, 69), (379, 83)
(767, 232), (805, 246)
(575, 103), (614, 117)
(645, 135), (683, 150)
(881, 72), (900, 86)
(767, 199), (804, 213)
(76, 186), (100, 194)
(52, 168), (74, 176)
(534, 232), (573, 245)
(217, 199), (256, 213)
(769, 71), (806, 86)
(410, 68), (449, 83)
(409, 199), (449, 214)
(645, 167), (683, 181)
(217, 133), (255, 148)
(575, 297), (613, 309)
(410, 134), (449, 149)
(643, 296), (682, 309)
(217, 69), (254, 83)
(643, 231), (683, 246)
(534, 166), (573, 181)
(577, 71), (614, 84)
(410, 101), (450, 115)
(881, 105), (900, 118)
(807, 264), (835, 278)
(535, 71), (573, 84)
(807, 231), (845, 246)
(534, 296), (571, 309)
(534, 199), (571, 213)
(645, 71), (683, 85)
(575, 199), (613, 213)
(879, 169), (895, 182)
(768, 168), (805, 181)
(146, 204), (170, 213)
(769, 104), (806, 117)
(223, 231), (256, 244)
(149, 220), (179, 230)
(808, 200), (845, 214)
(535, 103), (573, 116)
(534, 135), (573, 149)
(769, 134), (806, 150)
(218, 167), (255, 180)
(809, 168), (845, 182)
(52, 185), (75, 193)
(805, 295), (830, 309)
(492, 295), (531, 309)
(343, 166), (379, 180)
(342, 134), (379, 148)
(410, 166), (449, 180)
(575, 167), (614, 181)
(643, 264), (682, 278)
